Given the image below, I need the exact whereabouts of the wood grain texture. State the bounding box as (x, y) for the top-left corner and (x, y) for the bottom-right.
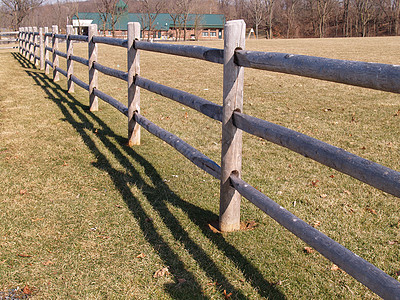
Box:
(88, 24), (98, 111)
(219, 19), (245, 232)
(127, 22), (141, 146)
(52, 25), (59, 82)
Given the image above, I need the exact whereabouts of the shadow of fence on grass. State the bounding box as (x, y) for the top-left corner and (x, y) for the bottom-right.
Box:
(12, 52), (285, 300)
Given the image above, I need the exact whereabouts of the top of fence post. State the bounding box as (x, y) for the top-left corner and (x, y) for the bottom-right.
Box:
(219, 19), (246, 232)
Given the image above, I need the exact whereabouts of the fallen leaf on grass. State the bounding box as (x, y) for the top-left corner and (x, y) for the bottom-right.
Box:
(240, 220), (258, 231)
(31, 218), (44, 222)
(331, 264), (340, 271)
(153, 267), (170, 278)
(97, 235), (109, 239)
(22, 285), (32, 295)
(136, 253), (146, 259)
(365, 207), (377, 215)
(272, 280), (283, 286)
(115, 204), (123, 208)
(208, 221), (221, 233)
(394, 109), (400, 117)
(223, 290), (232, 299)
(17, 254), (32, 258)
(303, 247), (314, 254)
(311, 180), (319, 187)
(331, 264), (344, 272)
(312, 220), (321, 228)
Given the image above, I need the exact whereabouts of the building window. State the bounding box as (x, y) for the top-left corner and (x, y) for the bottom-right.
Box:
(202, 31), (209, 37)
(210, 31), (216, 37)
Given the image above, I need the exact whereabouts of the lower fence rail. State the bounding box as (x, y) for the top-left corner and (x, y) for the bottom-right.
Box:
(229, 173), (400, 299)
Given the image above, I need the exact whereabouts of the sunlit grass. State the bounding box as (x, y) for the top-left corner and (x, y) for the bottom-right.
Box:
(0, 36), (399, 299)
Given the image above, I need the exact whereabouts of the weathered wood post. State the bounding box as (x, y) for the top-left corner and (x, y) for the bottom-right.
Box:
(52, 25), (59, 82)
(24, 27), (29, 58)
(33, 26), (38, 66)
(29, 27), (34, 62)
(18, 28), (22, 54)
(39, 28), (44, 70)
(127, 22), (141, 146)
(219, 20), (246, 232)
(66, 25), (74, 93)
(25, 27), (29, 58)
(88, 24), (98, 111)
(44, 27), (50, 75)
(27, 27), (32, 60)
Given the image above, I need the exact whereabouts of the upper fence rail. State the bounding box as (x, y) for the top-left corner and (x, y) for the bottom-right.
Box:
(17, 24), (400, 299)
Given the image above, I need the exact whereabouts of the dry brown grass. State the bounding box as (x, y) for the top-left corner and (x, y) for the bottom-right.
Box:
(0, 36), (399, 299)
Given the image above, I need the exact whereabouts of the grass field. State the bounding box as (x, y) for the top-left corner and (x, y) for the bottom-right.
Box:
(1, 36), (399, 299)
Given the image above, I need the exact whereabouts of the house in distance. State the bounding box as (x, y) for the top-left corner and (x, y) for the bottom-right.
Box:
(72, 1), (225, 41)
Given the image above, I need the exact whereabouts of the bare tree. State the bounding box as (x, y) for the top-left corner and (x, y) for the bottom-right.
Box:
(283, 0), (300, 38)
(308, 0), (335, 37)
(379, 0), (400, 35)
(354, 0), (376, 36)
(246, 0), (266, 38)
(138, 0), (165, 40)
(265, 0), (275, 38)
(1, 0), (44, 29)
(96, 0), (127, 36)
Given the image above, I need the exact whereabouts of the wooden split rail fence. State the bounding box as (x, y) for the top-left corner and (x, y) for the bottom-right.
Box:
(0, 31), (18, 50)
(18, 21), (400, 298)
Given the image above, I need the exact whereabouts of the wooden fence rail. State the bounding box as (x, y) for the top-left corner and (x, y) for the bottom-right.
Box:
(17, 21), (400, 299)
(0, 31), (18, 50)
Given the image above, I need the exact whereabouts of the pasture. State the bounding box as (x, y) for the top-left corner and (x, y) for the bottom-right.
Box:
(0, 36), (399, 299)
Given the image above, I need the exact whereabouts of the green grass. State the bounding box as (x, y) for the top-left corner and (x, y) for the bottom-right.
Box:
(0, 36), (399, 299)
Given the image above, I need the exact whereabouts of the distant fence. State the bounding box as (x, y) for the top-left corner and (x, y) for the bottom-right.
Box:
(18, 22), (400, 299)
(0, 31), (18, 49)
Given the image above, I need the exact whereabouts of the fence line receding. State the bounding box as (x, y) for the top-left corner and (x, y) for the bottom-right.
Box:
(17, 21), (400, 299)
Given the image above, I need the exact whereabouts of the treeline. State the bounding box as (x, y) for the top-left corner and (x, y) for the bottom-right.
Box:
(1, 0), (399, 38)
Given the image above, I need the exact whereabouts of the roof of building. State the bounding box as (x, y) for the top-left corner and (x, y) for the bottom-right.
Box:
(72, 13), (225, 31)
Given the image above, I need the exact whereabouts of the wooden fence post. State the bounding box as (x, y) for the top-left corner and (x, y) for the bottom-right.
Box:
(44, 27), (49, 75)
(27, 27), (32, 60)
(24, 27), (29, 58)
(33, 26), (38, 66)
(39, 28), (44, 70)
(88, 24), (98, 111)
(52, 25), (59, 82)
(18, 28), (22, 54)
(29, 27), (34, 62)
(23, 27), (27, 58)
(219, 20), (246, 232)
(66, 25), (74, 93)
(127, 22), (141, 146)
